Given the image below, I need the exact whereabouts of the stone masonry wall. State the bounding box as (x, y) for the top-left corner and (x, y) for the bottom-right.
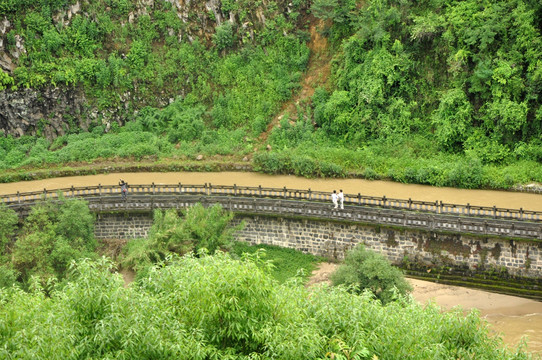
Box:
(94, 212), (542, 278)
(95, 212), (154, 239)
(232, 216), (542, 278)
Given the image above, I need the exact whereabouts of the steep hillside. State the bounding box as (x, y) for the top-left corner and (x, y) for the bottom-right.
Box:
(0, 0), (541, 190)
(0, 0), (311, 137)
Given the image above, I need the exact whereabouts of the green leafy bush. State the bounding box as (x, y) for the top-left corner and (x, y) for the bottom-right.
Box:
(121, 203), (242, 271)
(331, 244), (412, 304)
(5, 198), (96, 285)
(0, 204), (18, 256)
(0, 254), (532, 359)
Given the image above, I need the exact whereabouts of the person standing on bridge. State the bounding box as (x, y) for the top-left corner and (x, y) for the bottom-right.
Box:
(119, 179), (128, 200)
(338, 189), (344, 209)
(331, 190), (338, 209)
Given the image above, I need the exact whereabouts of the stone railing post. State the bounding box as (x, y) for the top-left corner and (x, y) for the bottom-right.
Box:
(308, 188), (312, 200)
(493, 206), (497, 218)
(520, 208), (524, 220)
(259, 185), (262, 197)
(466, 203), (470, 216)
(408, 198), (412, 210)
(17, 191), (20, 204)
(382, 195), (387, 207)
(71, 186), (74, 198)
(179, 182), (182, 194)
(283, 187), (287, 198)
(358, 193), (361, 205)
(234, 184), (237, 196)
(152, 182), (155, 195)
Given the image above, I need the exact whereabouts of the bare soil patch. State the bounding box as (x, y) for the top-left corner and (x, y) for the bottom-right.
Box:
(259, 16), (331, 143)
(306, 261), (338, 287)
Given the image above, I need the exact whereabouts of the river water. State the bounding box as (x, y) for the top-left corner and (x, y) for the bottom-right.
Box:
(1, 171), (541, 354)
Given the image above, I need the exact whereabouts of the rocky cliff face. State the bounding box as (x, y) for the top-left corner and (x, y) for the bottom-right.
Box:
(0, 87), (89, 138)
(0, 0), (307, 139)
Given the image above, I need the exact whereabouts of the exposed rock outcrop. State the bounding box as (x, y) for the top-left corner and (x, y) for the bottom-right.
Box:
(0, 0), (309, 139)
(0, 87), (89, 138)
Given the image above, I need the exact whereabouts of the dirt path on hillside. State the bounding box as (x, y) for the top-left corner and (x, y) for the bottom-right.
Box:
(259, 17), (331, 143)
(308, 263), (542, 355)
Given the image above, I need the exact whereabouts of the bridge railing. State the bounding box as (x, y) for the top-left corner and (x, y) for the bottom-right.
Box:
(83, 194), (542, 240)
(1, 182), (541, 222)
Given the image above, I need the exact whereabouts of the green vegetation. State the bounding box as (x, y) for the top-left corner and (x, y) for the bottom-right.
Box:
(331, 244), (412, 304)
(120, 204), (241, 272)
(0, 199), (537, 358)
(261, 0), (542, 188)
(0, 198), (97, 289)
(0, 253), (535, 359)
(232, 242), (323, 283)
(1, 0), (541, 189)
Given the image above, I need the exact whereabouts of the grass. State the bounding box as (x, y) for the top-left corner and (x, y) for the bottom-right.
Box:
(231, 241), (325, 283)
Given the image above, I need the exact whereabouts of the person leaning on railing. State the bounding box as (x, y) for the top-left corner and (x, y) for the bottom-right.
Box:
(119, 179), (128, 200)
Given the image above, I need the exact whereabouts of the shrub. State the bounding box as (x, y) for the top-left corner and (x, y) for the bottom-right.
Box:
(292, 155), (318, 177)
(213, 21), (234, 51)
(0, 204), (18, 256)
(331, 244), (412, 304)
(253, 152), (292, 174)
(0, 264), (18, 288)
(0, 254), (531, 359)
(8, 198), (96, 285)
(121, 203), (242, 271)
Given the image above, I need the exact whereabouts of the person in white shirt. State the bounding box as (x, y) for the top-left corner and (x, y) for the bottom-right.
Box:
(338, 189), (344, 209)
(331, 190), (338, 209)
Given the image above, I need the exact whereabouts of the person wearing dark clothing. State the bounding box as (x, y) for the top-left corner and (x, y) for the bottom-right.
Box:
(119, 179), (128, 200)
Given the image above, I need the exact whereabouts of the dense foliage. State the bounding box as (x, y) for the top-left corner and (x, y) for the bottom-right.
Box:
(1, 0), (541, 189)
(0, 198), (96, 288)
(120, 204), (242, 272)
(331, 244), (412, 304)
(0, 253), (534, 359)
(261, 0), (542, 187)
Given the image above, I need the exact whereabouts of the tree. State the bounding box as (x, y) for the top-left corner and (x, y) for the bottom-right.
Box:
(213, 21), (234, 52)
(121, 203), (243, 271)
(331, 244), (412, 304)
(0, 203), (18, 256)
(9, 198), (97, 284)
(311, 0), (339, 21)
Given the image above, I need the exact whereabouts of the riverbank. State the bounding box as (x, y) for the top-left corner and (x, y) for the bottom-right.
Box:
(2, 158), (542, 195)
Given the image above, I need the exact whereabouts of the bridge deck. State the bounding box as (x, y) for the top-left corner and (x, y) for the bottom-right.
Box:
(2, 183), (541, 240)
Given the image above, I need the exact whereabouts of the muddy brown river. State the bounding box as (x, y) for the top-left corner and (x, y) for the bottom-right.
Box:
(1, 171), (542, 354)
